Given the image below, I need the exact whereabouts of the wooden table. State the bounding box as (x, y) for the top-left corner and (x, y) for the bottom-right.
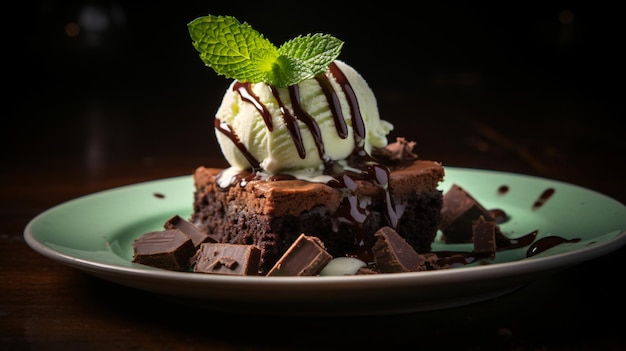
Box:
(3, 2), (624, 350)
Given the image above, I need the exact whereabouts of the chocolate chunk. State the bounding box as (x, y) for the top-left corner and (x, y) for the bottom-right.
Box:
(371, 226), (427, 273)
(192, 243), (261, 276)
(132, 229), (196, 271)
(472, 215), (497, 257)
(440, 184), (494, 243)
(266, 234), (333, 276)
(164, 214), (214, 248)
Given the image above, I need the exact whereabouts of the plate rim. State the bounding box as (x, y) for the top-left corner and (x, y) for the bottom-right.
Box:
(22, 167), (626, 313)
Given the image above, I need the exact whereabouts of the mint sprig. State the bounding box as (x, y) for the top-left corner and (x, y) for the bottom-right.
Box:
(188, 15), (344, 87)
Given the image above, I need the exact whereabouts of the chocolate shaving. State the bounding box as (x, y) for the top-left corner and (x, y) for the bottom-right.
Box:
(372, 137), (418, 163)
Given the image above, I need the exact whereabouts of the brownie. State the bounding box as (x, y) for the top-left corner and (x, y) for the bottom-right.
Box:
(190, 159), (444, 274)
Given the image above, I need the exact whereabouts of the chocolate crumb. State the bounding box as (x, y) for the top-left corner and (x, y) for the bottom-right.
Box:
(472, 215), (497, 257)
(372, 137), (418, 164)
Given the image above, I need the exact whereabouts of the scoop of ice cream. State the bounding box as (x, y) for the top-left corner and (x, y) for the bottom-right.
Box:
(214, 60), (393, 180)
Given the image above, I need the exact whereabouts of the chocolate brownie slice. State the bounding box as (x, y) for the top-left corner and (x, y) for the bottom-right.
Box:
(191, 159), (444, 274)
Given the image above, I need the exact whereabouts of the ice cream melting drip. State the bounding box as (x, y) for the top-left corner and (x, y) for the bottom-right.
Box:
(215, 61), (398, 251)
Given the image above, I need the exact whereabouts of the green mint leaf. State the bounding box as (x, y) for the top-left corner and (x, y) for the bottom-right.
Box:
(188, 15), (278, 84)
(188, 15), (344, 87)
(277, 34), (344, 84)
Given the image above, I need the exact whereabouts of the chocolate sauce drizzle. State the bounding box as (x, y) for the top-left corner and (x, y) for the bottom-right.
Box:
(532, 187), (555, 210)
(285, 84), (326, 161)
(526, 235), (580, 257)
(433, 229), (538, 267)
(433, 229), (581, 268)
(215, 62), (397, 243)
(233, 82), (273, 131)
(430, 186), (580, 268)
(214, 118), (260, 169)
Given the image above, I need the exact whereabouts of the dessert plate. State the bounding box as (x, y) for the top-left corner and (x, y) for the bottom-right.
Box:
(24, 167), (626, 316)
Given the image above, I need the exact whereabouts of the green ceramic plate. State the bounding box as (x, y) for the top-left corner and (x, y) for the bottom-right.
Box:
(24, 167), (626, 315)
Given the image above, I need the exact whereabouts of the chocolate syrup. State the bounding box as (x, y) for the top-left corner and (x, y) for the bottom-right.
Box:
(432, 230), (538, 265)
(526, 235), (581, 257)
(489, 209), (509, 224)
(498, 185), (509, 195)
(495, 229), (538, 250)
(233, 82), (273, 130)
(532, 187), (556, 210)
(214, 118), (260, 169)
(315, 73), (349, 139)
(433, 230), (581, 267)
(328, 62), (365, 143)
(287, 84), (328, 162)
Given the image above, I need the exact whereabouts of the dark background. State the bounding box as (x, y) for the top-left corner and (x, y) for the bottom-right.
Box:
(11, 1), (623, 96)
(8, 1), (623, 168)
(3, 2), (626, 350)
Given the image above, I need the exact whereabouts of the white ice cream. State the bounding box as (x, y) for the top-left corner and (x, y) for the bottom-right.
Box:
(214, 60), (393, 183)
